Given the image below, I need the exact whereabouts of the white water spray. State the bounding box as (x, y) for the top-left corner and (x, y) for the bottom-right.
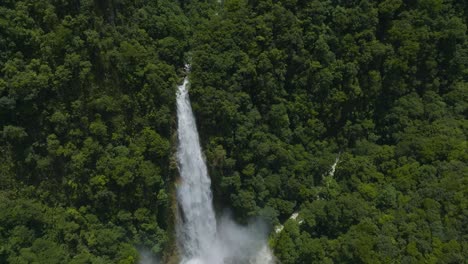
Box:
(176, 68), (274, 264)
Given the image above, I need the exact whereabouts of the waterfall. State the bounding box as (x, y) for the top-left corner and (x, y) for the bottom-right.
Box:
(176, 68), (275, 264)
(176, 74), (218, 262)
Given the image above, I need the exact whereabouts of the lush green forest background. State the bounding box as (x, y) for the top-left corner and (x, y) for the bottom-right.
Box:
(0, 0), (467, 263)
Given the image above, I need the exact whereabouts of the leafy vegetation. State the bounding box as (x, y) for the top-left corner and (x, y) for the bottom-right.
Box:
(0, 0), (188, 262)
(1, 0), (467, 263)
(188, 0), (467, 263)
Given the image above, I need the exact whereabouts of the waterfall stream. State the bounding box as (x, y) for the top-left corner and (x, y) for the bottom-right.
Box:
(175, 69), (275, 264)
(176, 74), (218, 262)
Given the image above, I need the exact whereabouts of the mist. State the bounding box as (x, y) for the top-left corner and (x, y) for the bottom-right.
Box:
(216, 213), (274, 263)
(138, 249), (160, 264)
(180, 212), (274, 264)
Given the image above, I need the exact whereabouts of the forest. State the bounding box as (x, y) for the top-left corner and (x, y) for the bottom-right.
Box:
(0, 0), (466, 263)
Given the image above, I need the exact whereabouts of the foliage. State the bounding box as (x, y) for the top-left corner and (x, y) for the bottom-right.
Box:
(0, 0), (187, 262)
(188, 0), (468, 262)
(1, 0), (467, 262)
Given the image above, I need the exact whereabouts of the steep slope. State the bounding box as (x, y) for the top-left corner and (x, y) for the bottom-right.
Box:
(188, 0), (467, 263)
(0, 0), (189, 262)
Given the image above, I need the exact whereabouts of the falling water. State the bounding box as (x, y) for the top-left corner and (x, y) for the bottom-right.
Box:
(176, 67), (275, 264)
(176, 73), (218, 262)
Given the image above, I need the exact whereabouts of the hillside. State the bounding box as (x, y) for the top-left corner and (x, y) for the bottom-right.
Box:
(1, 0), (467, 263)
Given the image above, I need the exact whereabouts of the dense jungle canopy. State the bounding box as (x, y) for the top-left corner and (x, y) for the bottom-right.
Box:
(0, 0), (467, 263)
